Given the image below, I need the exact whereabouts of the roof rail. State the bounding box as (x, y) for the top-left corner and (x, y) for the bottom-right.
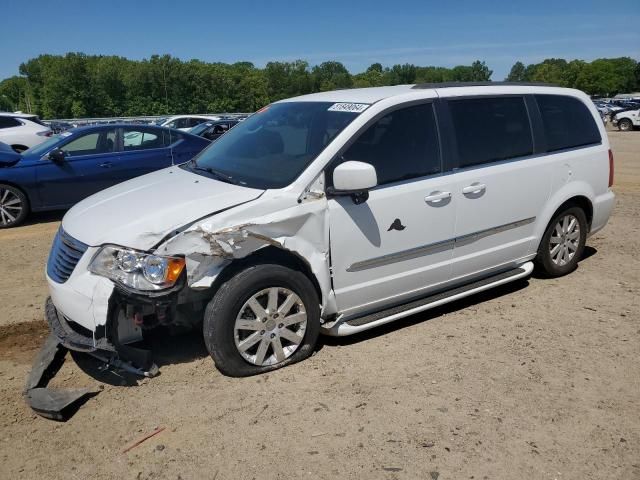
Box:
(411, 81), (560, 89)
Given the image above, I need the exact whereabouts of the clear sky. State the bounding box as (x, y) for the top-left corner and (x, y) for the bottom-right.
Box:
(1, 0), (639, 81)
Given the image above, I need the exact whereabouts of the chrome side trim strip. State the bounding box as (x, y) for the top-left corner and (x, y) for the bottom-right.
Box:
(454, 216), (536, 245)
(346, 216), (536, 272)
(347, 238), (454, 272)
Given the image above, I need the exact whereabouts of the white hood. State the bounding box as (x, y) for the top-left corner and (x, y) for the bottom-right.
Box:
(62, 166), (264, 250)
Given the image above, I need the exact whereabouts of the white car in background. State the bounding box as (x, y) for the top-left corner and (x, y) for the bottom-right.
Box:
(0, 113), (52, 152)
(613, 108), (640, 131)
(159, 115), (221, 131)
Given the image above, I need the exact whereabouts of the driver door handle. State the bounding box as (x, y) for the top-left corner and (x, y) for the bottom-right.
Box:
(99, 161), (113, 168)
(424, 191), (452, 203)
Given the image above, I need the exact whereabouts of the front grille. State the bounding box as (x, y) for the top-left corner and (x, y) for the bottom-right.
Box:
(47, 228), (88, 283)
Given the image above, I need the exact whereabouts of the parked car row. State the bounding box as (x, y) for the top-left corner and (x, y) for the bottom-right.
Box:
(590, 98), (640, 131)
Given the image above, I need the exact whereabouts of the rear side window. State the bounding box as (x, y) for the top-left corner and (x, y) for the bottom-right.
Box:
(341, 103), (440, 185)
(163, 130), (183, 146)
(535, 95), (601, 152)
(0, 117), (21, 129)
(449, 96), (533, 168)
(123, 128), (164, 151)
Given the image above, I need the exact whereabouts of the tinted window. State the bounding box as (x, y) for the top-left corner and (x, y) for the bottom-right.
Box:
(163, 130), (183, 146)
(187, 102), (360, 189)
(19, 116), (46, 127)
(449, 96), (533, 167)
(536, 95), (601, 152)
(341, 103), (440, 185)
(0, 117), (21, 129)
(187, 117), (206, 128)
(62, 130), (116, 156)
(123, 128), (165, 150)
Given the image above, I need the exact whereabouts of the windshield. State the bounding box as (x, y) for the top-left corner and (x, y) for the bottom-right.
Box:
(23, 134), (66, 156)
(184, 102), (362, 189)
(190, 122), (213, 135)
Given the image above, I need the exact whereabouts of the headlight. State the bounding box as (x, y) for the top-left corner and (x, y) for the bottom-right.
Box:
(89, 246), (185, 291)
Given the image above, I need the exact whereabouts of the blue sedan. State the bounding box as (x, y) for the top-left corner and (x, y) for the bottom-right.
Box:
(0, 124), (210, 227)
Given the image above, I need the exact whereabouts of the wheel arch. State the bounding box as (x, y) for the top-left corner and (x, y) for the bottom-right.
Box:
(10, 144), (29, 153)
(205, 246), (325, 311)
(534, 187), (594, 253)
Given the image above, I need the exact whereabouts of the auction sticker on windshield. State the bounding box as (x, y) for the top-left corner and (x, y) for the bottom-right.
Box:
(328, 103), (370, 113)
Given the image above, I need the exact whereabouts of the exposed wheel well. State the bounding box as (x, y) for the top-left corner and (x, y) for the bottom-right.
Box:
(10, 144), (29, 153)
(207, 246), (323, 304)
(550, 196), (593, 230)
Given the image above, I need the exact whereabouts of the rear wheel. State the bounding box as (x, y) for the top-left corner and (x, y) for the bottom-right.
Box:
(11, 145), (28, 153)
(203, 263), (320, 377)
(618, 119), (633, 131)
(0, 184), (29, 228)
(535, 206), (587, 277)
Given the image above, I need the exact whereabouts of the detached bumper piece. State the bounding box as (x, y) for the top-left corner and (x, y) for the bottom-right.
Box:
(25, 298), (159, 421)
(24, 334), (99, 421)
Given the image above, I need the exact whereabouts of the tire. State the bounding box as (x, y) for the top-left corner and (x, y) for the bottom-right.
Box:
(203, 263), (320, 377)
(11, 145), (28, 153)
(535, 206), (587, 277)
(0, 184), (29, 228)
(618, 119), (633, 131)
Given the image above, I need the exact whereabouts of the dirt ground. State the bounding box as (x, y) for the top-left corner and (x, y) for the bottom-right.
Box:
(0, 130), (638, 480)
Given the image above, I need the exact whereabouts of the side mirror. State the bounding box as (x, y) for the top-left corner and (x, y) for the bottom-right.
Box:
(328, 161), (377, 204)
(47, 148), (66, 163)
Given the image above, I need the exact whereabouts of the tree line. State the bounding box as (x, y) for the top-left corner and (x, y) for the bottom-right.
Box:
(0, 53), (637, 119)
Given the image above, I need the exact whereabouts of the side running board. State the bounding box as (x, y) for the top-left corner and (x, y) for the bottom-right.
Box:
(322, 262), (534, 337)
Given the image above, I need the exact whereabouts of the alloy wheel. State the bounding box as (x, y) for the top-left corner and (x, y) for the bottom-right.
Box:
(0, 188), (23, 227)
(549, 214), (580, 266)
(234, 287), (307, 366)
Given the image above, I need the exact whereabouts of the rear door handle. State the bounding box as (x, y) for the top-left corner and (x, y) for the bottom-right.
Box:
(424, 191), (452, 203)
(462, 183), (486, 195)
(99, 161), (113, 168)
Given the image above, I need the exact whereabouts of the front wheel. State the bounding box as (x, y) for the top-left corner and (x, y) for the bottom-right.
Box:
(203, 263), (320, 377)
(618, 119), (633, 131)
(0, 184), (29, 228)
(535, 206), (587, 277)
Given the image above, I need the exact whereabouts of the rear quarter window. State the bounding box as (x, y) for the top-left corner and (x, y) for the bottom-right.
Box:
(0, 117), (22, 129)
(535, 95), (601, 152)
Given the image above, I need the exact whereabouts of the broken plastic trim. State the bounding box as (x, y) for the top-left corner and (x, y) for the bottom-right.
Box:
(24, 334), (99, 421)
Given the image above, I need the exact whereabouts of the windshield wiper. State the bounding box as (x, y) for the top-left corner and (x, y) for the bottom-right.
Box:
(188, 161), (238, 185)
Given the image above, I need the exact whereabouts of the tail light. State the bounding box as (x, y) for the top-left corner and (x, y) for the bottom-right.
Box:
(37, 130), (53, 137)
(608, 149), (614, 187)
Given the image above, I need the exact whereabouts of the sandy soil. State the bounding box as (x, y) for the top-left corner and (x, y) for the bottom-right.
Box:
(0, 131), (638, 480)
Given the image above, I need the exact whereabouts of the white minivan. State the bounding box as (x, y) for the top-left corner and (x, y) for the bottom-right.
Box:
(45, 83), (615, 377)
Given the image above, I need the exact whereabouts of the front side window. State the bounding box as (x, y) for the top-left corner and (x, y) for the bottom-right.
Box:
(449, 96), (533, 168)
(187, 102), (361, 189)
(62, 130), (116, 156)
(339, 103), (440, 185)
(536, 95), (601, 152)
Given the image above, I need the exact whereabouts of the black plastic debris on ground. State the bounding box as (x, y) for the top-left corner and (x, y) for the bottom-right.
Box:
(24, 334), (99, 421)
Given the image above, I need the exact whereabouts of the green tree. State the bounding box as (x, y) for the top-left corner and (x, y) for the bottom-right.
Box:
(506, 61), (526, 81)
